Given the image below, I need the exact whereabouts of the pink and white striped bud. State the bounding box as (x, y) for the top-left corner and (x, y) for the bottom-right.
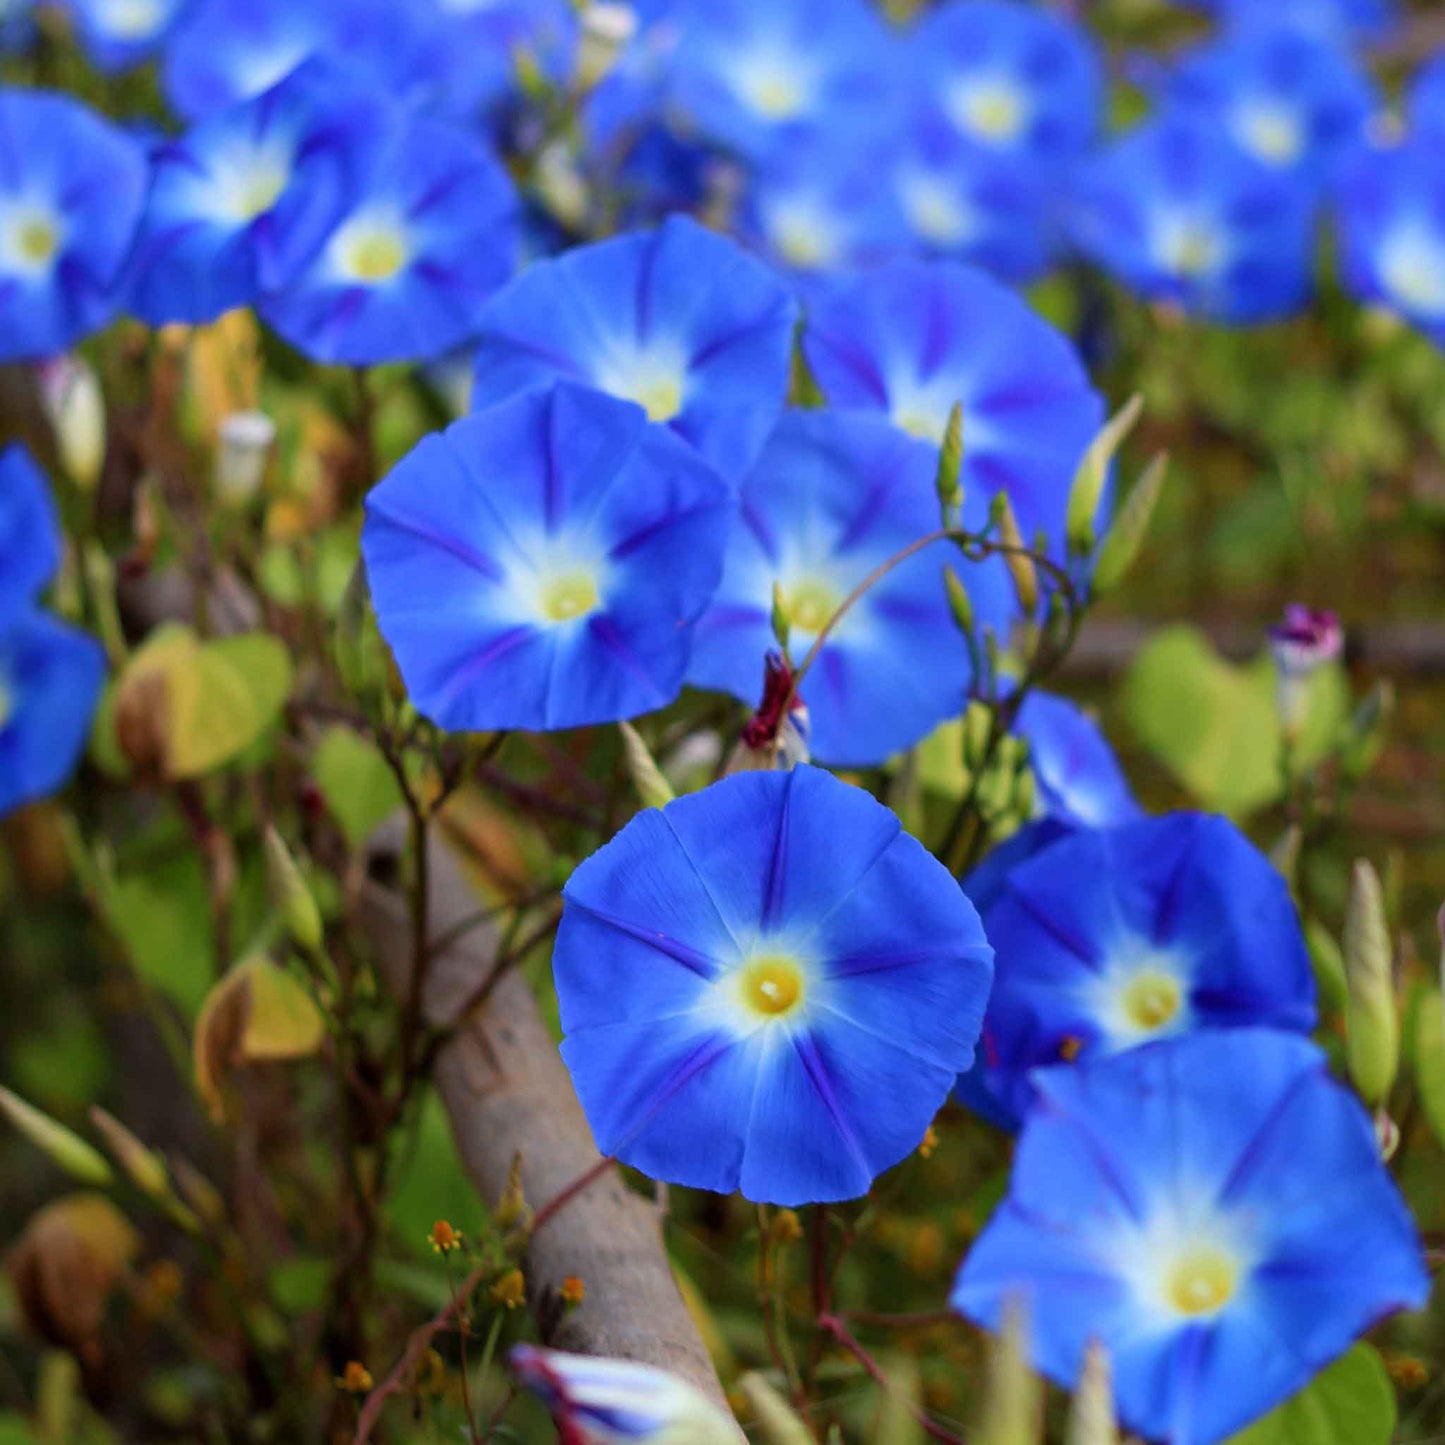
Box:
(36, 354), (105, 493)
(1268, 605), (1342, 744)
(214, 411), (276, 508)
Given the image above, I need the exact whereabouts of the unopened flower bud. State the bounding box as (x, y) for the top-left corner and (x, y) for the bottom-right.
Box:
(962, 702), (992, 771)
(944, 565), (975, 637)
(1344, 859), (1398, 1105)
(1269, 605), (1343, 746)
(512, 1345), (747, 1443)
(993, 493), (1038, 615)
(576, 2), (638, 89)
(936, 401), (964, 521)
(978, 1298), (1041, 1445)
(263, 825), (324, 956)
(0, 1087), (112, 1187)
(214, 411), (276, 508)
(495, 1152), (532, 1233)
(36, 354), (105, 493)
(1067, 395), (1142, 558)
(89, 1107), (169, 1202)
(1375, 1108), (1400, 1161)
(1066, 1341), (1117, 1445)
(534, 142), (589, 230)
(492, 1268), (526, 1309)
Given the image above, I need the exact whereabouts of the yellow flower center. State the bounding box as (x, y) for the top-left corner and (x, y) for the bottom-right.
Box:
(540, 572), (600, 623)
(1236, 107), (1303, 166)
(744, 73), (804, 120)
(343, 228), (408, 284)
(1161, 223), (1221, 280)
(784, 579), (840, 635)
(233, 165), (289, 223)
(953, 80), (1027, 143)
(771, 214), (831, 271)
(1165, 1246), (1239, 1317)
(16, 217), (58, 266)
(618, 374), (683, 424)
(738, 955), (806, 1018)
(893, 407), (945, 444)
(1381, 240), (1445, 318)
(1120, 971), (1183, 1033)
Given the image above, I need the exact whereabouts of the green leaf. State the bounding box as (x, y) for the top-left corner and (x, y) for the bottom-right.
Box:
(312, 727), (403, 848)
(0, 1413), (41, 1445)
(1122, 626), (1347, 816)
(1223, 1345), (1395, 1445)
(97, 626), (294, 780)
(100, 852), (216, 1015)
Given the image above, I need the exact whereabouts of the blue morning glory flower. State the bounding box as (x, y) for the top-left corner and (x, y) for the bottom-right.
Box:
(260, 106), (517, 365)
(161, 0), (451, 120)
(127, 64), (368, 326)
(739, 138), (911, 280)
(362, 382), (732, 733)
(887, 120), (1055, 284)
(63, 0), (187, 72)
(1014, 691), (1142, 830)
(1410, 54), (1445, 137)
(907, 0), (1102, 166)
(687, 410), (1014, 767)
(1336, 139), (1445, 345)
(953, 1029), (1429, 1445)
(1161, 28), (1377, 186)
(0, 89), (147, 361)
(799, 260), (1105, 559)
(665, 0), (893, 163)
(963, 812), (1316, 1126)
(555, 764), (994, 1205)
(471, 217), (798, 483)
(0, 608), (106, 820)
(1198, 0), (1397, 43)
(0, 447), (60, 627)
(1069, 120), (1317, 324)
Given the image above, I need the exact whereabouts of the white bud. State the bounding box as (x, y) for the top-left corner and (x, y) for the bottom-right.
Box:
(36, 354), (105, 493)
(215, 410), (276, 508)
(576, 3), (639, 88)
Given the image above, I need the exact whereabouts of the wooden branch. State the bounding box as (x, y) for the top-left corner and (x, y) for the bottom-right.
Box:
(359, 822), (730, 1413)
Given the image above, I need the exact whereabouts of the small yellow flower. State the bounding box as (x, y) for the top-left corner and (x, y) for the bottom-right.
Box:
(491, 1268), (526, 1309)
(337, 1361), (373, 1394)
(560, 1275), (586, 1305)
(918, 1125), (939, 1159)
(429, 1219), (462, 1255)
(1386, 1354), (1429, 1390)
(409, 1348), (447, 1397)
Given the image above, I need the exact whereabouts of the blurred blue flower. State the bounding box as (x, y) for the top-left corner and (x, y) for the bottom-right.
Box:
(0, 447), (60, 626)
(472, 218), (797, 483)
(432, 0), (577, 120)
(1014, 691), (1143, 829)
(555, 764), (993, 1204)
(1069, 120), (1317, 324)
(362, 383), (732, 732)
(1410, 53), (1445, 136)
(1196, 0), (1397, 43)
(800, 260), (1105, 558)
(128, 64), (368, 326)
(1336, 139), (1445, 345)
(161, 0), (452, 120)
(887, 119), (1056, 283)
(953, 1029), (1429, 1445)
(666, 0), (893, 162)
(0, 89), (147, 361)
(739, 139), (910, 279)
(963, 812), (1316, 1125)
(688, 410), (1013, 767)
(510, 1346), (744, 1443)
(0, 609), (105, 819)
(260, 107), (517, 365)
(1161, 28), (1377, 186)
(907, 0), (1102, 165)
(63, 0), (188, 72)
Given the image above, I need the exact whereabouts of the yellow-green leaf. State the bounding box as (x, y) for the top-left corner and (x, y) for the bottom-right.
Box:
(1223, 1345), (1394, 1445)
